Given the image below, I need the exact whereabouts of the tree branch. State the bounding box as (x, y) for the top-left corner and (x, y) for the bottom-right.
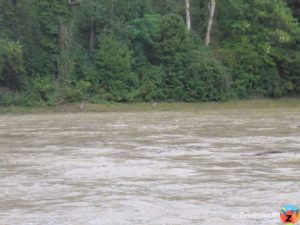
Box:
(68, 0), (81, 5)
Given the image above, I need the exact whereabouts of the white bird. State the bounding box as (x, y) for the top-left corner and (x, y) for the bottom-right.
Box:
(80, 101), (85, 111)
(152, 101), (157, 109)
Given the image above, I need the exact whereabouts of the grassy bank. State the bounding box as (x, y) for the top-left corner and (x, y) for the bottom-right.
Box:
(0, 98), (300, 114)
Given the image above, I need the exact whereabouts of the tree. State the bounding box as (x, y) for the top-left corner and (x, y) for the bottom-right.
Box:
(205, 0), (216, 46)
(218, 0), (300, 97)
(0, 39), (23, 90)
(95, 35), (137, 101)
(287, 0), (300, 22)
(154, 14), (190, 100)
(185, 0), (191, 31)
(0, 0), (299, 105)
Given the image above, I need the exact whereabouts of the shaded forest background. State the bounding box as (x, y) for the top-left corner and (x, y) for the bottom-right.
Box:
(0, 0), (299, 106)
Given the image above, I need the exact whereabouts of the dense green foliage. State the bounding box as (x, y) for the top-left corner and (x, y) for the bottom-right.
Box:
(0, 0), (299, 105)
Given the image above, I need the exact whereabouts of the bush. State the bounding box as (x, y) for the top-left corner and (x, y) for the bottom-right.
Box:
(63, 80), (91, 103)
(185, 49), (231, 101)
(95, 35), (138, 102)
(0, 39), (24, 90)
(136, 64), (166, 101)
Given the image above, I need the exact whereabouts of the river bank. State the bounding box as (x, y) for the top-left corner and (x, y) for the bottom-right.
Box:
(0, 98), (300, 114)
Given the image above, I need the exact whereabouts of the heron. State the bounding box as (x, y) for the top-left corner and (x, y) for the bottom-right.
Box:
(80, 101), (85, 111)
(152, 101), (157, 109)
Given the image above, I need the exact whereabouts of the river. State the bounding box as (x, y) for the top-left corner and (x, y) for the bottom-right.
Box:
(0, 109), (299, 225)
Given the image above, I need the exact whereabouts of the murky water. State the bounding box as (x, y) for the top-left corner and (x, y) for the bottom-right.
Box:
(0, 109), (300, 225)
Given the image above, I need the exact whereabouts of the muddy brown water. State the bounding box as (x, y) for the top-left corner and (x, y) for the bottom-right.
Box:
(0, 109), (300, 225)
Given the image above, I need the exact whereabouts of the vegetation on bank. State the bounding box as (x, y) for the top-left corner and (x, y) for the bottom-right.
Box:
(0, 0), (299, 106)
(0, 98), (299, 114)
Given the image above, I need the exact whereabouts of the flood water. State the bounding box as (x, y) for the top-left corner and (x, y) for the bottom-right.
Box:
(0, 109), (300, 225)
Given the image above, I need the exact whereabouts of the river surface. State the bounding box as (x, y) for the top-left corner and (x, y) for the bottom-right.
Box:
(0, 109), (300, 225)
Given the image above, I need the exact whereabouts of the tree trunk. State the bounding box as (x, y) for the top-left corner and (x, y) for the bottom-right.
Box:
(185, 0), (191, 31)
(89, 0), (96, 50)
(90, 21), (96, 50)
(205, 0), (216, 46)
